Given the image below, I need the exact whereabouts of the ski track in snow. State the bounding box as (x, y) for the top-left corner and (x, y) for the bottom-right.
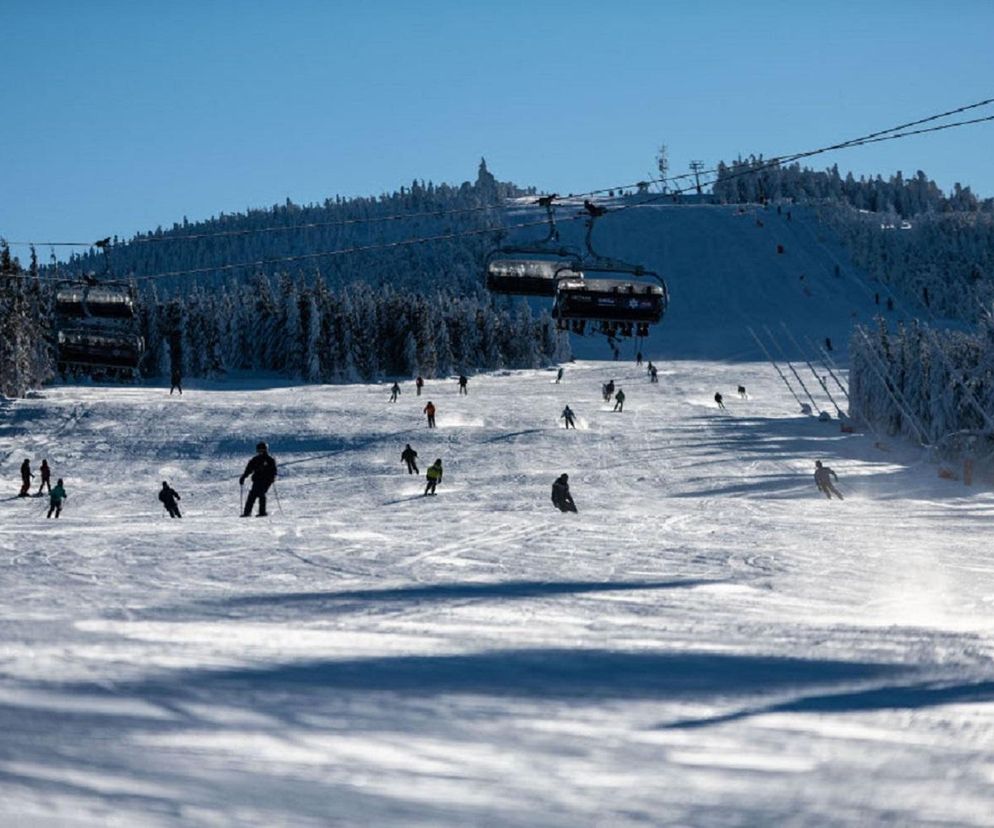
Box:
(1, 205), (993, 825)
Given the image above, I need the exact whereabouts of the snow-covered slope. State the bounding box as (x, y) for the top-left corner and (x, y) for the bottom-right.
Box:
(2, 357), (993, 825)
(511, 200), (873, 361)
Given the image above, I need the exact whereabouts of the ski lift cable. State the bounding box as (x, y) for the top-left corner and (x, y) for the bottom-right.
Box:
(8, 96), (992, 251)
(1, 102), (988, 288)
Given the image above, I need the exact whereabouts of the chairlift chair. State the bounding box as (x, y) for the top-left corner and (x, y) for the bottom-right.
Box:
(552, 201), (669, 337)
(485, 195), (583, 297)
(55, 256), (144, 375)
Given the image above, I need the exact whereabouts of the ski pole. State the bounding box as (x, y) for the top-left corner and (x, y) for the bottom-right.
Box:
(239, 482), (244, 514)
(273, 481), (284, 516)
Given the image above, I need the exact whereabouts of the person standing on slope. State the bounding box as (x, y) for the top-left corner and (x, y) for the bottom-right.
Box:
(814, 460), (844, 500)
(636, 351), (643, 367)
(551, 473), (577, 513)
(170, 367), (183, 395)
(650, 365), (658, 384)
(714, 392), (725, 410)
(240, 442), (278, 517)
(159, 481), (182, 518)
(19, 459), (32, 498)
(390, 382), (401, 402)
(37, 459), (52, 495)
(415, 375), (424, 396)
(423, 401), (436, 428)
(458, 374), (468, 395)
(561, 405), (576, 429)
(47, 479), (67, 519)
(424, 458), (443, 496)
(555, 367), (564, 384)
(401, 443), (419, 475)
(613, 388), (626, 412)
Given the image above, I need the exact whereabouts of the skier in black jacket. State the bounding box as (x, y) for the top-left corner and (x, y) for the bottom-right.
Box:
(401, 444), (419, 475)
(240, 442), (278, 517)
(551, 473), (577, 513)
(159, 481), (182, 518)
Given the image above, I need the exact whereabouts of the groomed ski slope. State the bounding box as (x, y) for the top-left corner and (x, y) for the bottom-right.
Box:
(2, 202), (993, 826)
(2, 359), (994, 826)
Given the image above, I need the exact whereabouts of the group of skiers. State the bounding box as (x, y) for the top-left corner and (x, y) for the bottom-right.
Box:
(18, 458), (67, 519)
(13, 359), (848, 522)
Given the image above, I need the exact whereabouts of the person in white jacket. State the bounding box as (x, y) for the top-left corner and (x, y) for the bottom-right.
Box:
(814, 460), (843, 500)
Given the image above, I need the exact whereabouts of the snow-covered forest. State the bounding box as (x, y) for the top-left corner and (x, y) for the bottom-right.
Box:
(59, 160), (522, 295)
(140, 277), (568, 382)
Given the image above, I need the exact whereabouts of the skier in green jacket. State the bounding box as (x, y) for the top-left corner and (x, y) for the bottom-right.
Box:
(425, 459), (443, 496)
(47, 479), (67, 519)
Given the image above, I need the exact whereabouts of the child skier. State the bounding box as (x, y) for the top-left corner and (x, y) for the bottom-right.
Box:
(425, 458), (443, 496)
(47, 479), (67, 519)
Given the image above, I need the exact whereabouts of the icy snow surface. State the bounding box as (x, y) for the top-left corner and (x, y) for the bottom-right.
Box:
(2, 204), (993, 826)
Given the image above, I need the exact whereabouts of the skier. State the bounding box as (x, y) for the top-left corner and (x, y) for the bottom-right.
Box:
(646, 360), (654, 375)
(814, 460), (844, 500)
(886, 297), (894, 312)
(37, 459), (51, 495)
(737, 385), (747, 398)
(636, 351), (643, 367)
(401, 443), (419, 475)
(239, 442), (278, 517)
(561, 405), (576, 429)
(458, 374), (468, 395)
(602, 379), (615, 401)
(555, 367), (564, 384)
(159, 481), (182, 518)
(650, 365), (658, 383)
(825, 337), (833, 352)
(390, 382), (401, 402)
(47, 479), (67, 519)
(424, 458), (443, 496)
(170, 367), (182, 395)
(551, 473), (577, 513)
(613, 388), (626, 412)
(714, 392), (725, 410)
(19, 459), (32, 498)
(423, 401), (436, 428)
(415, 375), (424, 396)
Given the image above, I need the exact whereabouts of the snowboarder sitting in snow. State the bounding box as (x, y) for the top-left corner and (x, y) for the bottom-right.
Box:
(240, 442), (278, 517)
(561, 405), (576, 429)
(19, 459), (32, 498)
(613, 388), (625, 412)
(714, 392), (725, 410)
(159, 481), (182, 518)
(401, 443), (419, 475)
(390, 382), (401, 402)
(814, 460), (844, 500)
(551, 473), (577, 513)
(47, 479), (67, 519)
(424, 458), (443, 496)
(424, 401), (436, 428)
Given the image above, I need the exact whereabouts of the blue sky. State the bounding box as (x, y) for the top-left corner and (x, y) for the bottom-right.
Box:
(2, 0), (993, 249)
